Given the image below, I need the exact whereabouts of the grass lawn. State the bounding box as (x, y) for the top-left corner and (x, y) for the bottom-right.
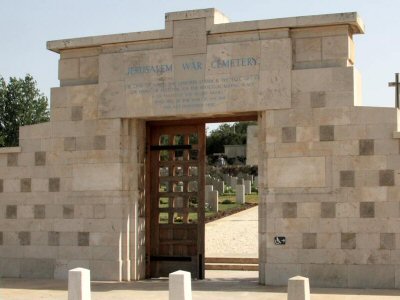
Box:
(159, 193), (258, 223)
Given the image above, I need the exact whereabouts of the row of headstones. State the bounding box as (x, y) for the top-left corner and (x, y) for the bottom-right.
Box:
(205, 174), (259, 211)
(68, 268), (310, 300)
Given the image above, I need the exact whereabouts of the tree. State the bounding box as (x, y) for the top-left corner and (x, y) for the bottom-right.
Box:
(206, 121), (256, 155)
(0, 75), (49, 147)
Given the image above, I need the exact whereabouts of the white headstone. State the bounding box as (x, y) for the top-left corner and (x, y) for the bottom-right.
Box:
(217, 180), (224, 194)
(236, 184), (245, 204)
(231, 176), (237, 190)
(287, 276), (310, 300)
(209, 190), (219, 212)
(244, 180), (252, 194)
(169, 270), (192, 300)
(205, 185), (213, 207)
(68, 268), (91, 300)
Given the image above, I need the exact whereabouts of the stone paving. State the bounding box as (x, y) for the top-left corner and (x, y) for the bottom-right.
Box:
(205, 205), (258, 258)
(2, 271), (400, 299)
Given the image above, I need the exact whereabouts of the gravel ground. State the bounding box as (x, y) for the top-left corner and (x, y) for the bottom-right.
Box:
(205, 205), (258, 258)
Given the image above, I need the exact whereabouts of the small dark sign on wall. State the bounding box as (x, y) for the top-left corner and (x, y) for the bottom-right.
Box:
(274, 236), (286, 245)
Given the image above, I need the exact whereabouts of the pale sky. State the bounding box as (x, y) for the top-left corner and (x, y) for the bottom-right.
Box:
(1, 0), (399, 109)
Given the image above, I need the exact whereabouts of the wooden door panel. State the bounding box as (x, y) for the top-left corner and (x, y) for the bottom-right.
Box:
(147, 123), (205, 279)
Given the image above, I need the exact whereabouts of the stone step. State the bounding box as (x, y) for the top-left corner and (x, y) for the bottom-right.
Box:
(205, 263), (259, 271)
(205, 257), (258, 264)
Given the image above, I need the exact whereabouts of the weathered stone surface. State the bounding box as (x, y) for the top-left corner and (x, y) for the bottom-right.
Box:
(379, 169), (394, 186)
(302, 233), (317, 249)
(268, 157), (326, 188)
(319, 125), (334, 141)
(321, 202), (336, 218)
(6, 205), (17, 219)
(341, 233), (356, 249)
(20, 178), (31, 192)
(78, 232), (90, 246)
(282, 127), (296, 143)
(282, 202), (297, 218)
(359, 139), (374, 155)
(49, 178), (60, 192)
(34, 205), (46, 219)
(340, 170), (355, 187)
(360, 202), (375, 218)
(72, 164), (121, 191)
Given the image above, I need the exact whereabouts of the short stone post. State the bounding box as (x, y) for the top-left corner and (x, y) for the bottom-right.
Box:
(244, 180), (252, 194)
(236, 178), (245, 204)
(287, 276), (310, 300)
(68, 268), (91, 300)
(169, 270), (192, 300)
(209, 190), (219, 212)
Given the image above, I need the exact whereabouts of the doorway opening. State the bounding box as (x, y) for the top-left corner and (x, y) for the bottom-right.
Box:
(204, 120), (259, 277)
(145, 114), (258, 280)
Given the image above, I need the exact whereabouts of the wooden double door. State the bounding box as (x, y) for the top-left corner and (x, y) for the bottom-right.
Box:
(147, 122), (205, 279)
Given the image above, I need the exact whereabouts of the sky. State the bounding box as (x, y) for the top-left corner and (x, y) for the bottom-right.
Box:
(1, 0), (399, 110)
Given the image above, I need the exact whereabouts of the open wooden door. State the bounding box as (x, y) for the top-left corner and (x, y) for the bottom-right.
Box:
(147, 122), (205, 279)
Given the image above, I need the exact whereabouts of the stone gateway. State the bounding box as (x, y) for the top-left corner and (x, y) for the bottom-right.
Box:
(0, 8), (399, 288)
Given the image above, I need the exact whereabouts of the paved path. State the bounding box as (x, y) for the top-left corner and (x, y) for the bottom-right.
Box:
(205, 205), (258, 258)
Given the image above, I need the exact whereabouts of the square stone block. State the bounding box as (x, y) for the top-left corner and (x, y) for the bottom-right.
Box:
(49, 178), (60, 192)
(35, 151), (46, 166)
(360, 202), (375, 218)
(6, 205), (17, 219)
(321, 202), (336, 218)
(380, 233), (395, 250)
(0, 179), (3, 193)
(379, 170), (394, 186)
(18, 231), (31, 246)
(93, 135), (106, 150)
(282, 202), (297, 218)
(310, 91), (326, 108)
(302, 233), (317, 249)
(48, 231), (60, 246)
(78, 232), (90, 246)
(71, 106), (83, 121)
(282, 127), (296, 143)
(359, 139), (374, 156)
(7, 153), (18, 166)
(64, 137), (76, 151)
(34, 205), (45, 219)
(341, 233), (356, 249)
(320, 125), (334, 141)
(340, 170), (355, 187)
(63, 205), (74, 219)
(21, 178), (31, 192)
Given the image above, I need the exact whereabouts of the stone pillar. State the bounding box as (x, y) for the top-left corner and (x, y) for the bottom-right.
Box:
(244, 180), (252, 194)
(68, 268), (91, 300)
(287, 276), (310, 300)
(205, 185), (213, 208)
(169, 270), (192, 300)
(209, 190), (219, 212)
(236, 178), (245, 204)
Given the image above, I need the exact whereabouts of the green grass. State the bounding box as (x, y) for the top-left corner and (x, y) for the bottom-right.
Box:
(158, 193), (258, 223)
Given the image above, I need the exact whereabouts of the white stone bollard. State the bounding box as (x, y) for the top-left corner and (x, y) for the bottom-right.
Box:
(68, 268), (91, 300)
(244, 180), (252, 194)
(287, 276), (310, 300)
(169, 270), (192, 300)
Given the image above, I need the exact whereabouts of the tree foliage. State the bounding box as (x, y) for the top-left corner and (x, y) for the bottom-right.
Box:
(0, 75), (49, 147)
(206, 121), (256, 155)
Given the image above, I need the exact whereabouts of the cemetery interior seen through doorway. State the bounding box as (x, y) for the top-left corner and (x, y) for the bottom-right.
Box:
(146, 116), (259, 280)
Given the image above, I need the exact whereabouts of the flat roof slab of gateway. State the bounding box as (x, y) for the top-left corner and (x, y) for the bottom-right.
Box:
(47, 9), (364, 53)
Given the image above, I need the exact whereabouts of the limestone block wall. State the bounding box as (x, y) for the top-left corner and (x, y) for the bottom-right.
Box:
(0, 78), (145, 280)
(259, 65), (400, 287)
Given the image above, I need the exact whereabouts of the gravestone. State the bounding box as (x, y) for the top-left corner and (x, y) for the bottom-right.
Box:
(209, 190), (219, 212)
(244, 180), (252, 194)
(236, 178), (245, 204)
